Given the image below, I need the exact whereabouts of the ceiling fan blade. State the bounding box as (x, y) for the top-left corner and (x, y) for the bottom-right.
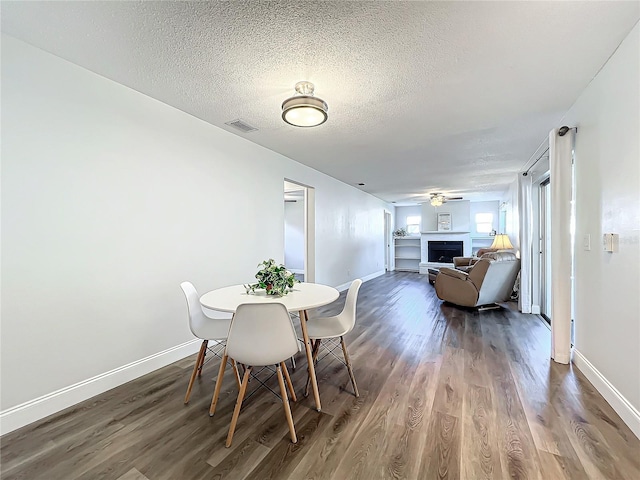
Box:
(446, 196), (464, 200)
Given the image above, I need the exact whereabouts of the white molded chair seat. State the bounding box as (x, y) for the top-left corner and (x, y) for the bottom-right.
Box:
(209, 302), (301, 447)
(305, 312), (353, 339)
(180, 281), (240, 404)
(305, 279), (362, 398)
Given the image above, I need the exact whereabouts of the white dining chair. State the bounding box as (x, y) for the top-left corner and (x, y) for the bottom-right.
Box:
(304, 279), (362, 398)
(209, 302), (300, 447)
(180, 281), (241, 404)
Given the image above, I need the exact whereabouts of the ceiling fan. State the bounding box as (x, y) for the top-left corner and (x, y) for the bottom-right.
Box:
(429, 193), (463, 207)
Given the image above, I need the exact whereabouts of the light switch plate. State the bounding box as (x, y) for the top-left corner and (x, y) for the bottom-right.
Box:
(583, 233), (591, 251)
(603, 233), (619, 253)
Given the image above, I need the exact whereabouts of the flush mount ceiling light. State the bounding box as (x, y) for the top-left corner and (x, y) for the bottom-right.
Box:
(281, 81), (328, 127)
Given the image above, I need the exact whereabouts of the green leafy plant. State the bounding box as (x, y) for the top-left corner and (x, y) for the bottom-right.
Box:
(244, 259), (299, 296)
(393, 227), (408, 237)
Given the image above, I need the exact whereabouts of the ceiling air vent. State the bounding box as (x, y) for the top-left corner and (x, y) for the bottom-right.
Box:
(225, 119), (258, 133)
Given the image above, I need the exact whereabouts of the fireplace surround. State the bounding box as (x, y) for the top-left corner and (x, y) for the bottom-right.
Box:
(419, 231), (471, 274)
(428, 241), (464, 263)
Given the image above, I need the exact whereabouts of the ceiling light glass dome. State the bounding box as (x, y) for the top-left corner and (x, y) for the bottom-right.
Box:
(282, 81), (328, 127)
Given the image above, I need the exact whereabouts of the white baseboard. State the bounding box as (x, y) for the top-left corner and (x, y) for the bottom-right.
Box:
(0, 339), (201, 436)
(335, 270), (385, 292)
(531, 304), (541, 315)
(573, 349), (640, 440)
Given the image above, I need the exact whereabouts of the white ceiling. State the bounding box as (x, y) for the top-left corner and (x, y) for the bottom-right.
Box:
(2, 1), (638, 205)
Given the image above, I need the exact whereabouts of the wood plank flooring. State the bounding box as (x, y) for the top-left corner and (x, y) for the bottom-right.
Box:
(2, 272), (639, 479)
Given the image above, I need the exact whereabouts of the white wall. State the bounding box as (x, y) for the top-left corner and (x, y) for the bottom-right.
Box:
(421, 201), (471, 232)
(563, 24), (640, 432)
(284, 200), (304, 271)
(0, 36), (391, 430)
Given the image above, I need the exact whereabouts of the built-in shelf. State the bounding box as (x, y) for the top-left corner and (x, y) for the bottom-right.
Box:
(421, 231), (470, 234)
(394, 237), (421, 272)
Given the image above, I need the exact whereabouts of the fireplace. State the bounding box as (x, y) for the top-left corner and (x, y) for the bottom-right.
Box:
(428, 241), (463, 263)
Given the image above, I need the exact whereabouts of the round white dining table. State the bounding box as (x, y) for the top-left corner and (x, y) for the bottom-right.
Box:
(200, 282), (340, 411)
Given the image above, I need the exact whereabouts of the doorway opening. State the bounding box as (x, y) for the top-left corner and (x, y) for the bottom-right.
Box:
(284, 180), (315, 283)
(384, 211), (392, 271)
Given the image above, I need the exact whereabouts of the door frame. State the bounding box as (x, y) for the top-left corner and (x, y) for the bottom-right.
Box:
(530, 170), (549, 316)
(284, 179), (315, 283)
(384, 210), (392, 271)
(539, 177), (552, 323)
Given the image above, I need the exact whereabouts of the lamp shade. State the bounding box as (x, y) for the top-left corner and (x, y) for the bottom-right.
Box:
(490, 234), (514, 250)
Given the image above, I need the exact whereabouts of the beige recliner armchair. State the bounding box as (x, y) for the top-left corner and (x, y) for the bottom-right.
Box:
(435, 251), (520, 308)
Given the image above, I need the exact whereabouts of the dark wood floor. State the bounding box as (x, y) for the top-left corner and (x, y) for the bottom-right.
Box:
(2, 272), (639, 479)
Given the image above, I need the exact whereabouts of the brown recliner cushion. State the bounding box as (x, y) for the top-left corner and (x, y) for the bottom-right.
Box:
(434, 268), (479, 307)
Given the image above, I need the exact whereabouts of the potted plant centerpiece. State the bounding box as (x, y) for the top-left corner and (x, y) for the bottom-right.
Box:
(244, 259), (298, 296)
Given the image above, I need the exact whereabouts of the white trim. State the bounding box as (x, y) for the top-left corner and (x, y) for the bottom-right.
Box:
(573, 349), (640, 440)
(531, 304), (541, 315)
(0, 339), (201, 436)
(552, 353), (570, 365)
(335, 270), (385, 292)
(288, 269), (304, 274)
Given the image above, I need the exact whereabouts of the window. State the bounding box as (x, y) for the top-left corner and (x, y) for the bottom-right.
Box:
(475, 213), (494, 234)
(406, 215), (421, 235)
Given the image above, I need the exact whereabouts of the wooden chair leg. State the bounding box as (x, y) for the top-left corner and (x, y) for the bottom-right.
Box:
(304, 339), (322, 398)
(281, 361), (297, 402)
(300, 310), (322, 411)
(340, 336), (359, 397)
(185, 341), (207, 404)
(276, 365), (297, 444)
(226, 366), (252, 448)
(197, 340), (209, 377)
(231, 360), (242, 390)
(209, 354), (228, 416)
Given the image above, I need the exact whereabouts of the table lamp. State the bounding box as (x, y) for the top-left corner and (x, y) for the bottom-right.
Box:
(490, 233), (514, 250)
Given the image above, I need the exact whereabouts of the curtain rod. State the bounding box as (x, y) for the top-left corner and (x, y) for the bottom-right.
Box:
(522, 126), (577, 176)
(522, 147), (549, 176)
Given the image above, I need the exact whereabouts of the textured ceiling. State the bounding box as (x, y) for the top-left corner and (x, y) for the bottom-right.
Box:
(2, 1), (638, 204)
